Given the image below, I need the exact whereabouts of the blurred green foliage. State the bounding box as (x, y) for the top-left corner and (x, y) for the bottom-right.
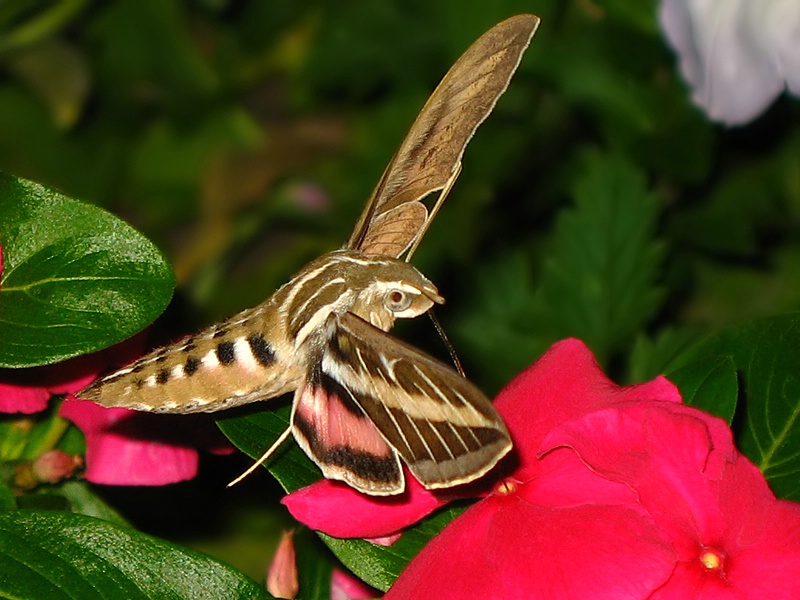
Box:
(2, 0), (800, 590)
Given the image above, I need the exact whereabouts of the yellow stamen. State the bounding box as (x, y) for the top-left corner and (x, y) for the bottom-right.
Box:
(495, 479), (517, 494)
(699, 549), (723, 570)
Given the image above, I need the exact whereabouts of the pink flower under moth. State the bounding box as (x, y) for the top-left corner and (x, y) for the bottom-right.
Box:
(0, 380), (51, 414)
(285, 339), (800, 599)
(0, 330), (211, 486)
(546, 402), (800, 598)
(60, 333), (233, 486)
(660, 0), (800, 125)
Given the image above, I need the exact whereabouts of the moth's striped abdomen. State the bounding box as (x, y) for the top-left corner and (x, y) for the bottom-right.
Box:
(79, 302), (302, 414)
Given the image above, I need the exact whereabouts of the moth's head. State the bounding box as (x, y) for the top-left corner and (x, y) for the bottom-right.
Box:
(350, 258), (443, 330)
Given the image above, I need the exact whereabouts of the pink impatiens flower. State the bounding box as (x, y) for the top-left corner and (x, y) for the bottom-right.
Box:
(266, 530), (300, 599)
(0, 332), (229, 486)
(285, 339), (800, 599)
(59, 399), (202, 486)
(330, 569), (379, 600)
(0, 356), (98, 414)
(545, 400), (800, 598)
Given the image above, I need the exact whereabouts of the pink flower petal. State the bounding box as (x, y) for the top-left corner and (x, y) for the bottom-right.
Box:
(515, 447), (648, 511)
(0, 347), (119, 415)
(494, 338), (680, 477)
(724, 499), (800, 598)
(543, 403), (734, 549)
(60, 399), (198, 485)
(547, 401), (800, 597)
(0, 380), (50, 413)
(331, 569), (380, 600)
(282, 473), (446, 539)
(386, 481), (675, 599)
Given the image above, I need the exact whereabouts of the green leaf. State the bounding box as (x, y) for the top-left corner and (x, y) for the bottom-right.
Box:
(454, 251), (553, 393)
(628, 327), (701, 383)
(0, 478), (16, 510)
(677, 246), (800, 329)
(57, 481), (130, 527)
(294, 528), (333, 599)
(665, 355), (738, 423)
(593, 0), (659, 33)
(0, 173), (174, 367)
(0, 511), (267, 599)
(668, 314), (800, 500)
(537, 150), (665, 362)
(322, 505), (465, 592)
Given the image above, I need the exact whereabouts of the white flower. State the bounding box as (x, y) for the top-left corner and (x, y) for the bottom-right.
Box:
(660, 0), (800, 125)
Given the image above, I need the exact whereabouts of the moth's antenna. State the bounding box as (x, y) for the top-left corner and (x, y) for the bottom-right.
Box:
(428, 310), (465, 377)
(227, 425), (293, 487)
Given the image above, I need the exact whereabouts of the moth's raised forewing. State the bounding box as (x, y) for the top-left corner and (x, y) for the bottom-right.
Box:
(347, 14), (540, 259)
(314, 312), (511, 491)
(355, 202), (429, 260)
(78, 303), (303, 414)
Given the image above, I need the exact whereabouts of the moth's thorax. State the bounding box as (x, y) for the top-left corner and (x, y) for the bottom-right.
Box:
(279, 249), (442, 348)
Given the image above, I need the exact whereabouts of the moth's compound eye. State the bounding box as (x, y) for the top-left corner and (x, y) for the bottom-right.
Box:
(385, 289), (413, 313)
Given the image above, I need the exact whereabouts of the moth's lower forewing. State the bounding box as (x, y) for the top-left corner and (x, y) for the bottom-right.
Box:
(311, 313), (512, 492)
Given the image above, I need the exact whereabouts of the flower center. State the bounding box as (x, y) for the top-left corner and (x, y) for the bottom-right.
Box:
(494, 479), (517, 495)
(698, 547), (724, 571)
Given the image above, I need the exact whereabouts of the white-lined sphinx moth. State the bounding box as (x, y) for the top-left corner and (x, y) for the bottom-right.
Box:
(78, 14), (540, 495)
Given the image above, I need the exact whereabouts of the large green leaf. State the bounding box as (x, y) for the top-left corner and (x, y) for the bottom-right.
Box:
(0, 511), (267, 599)
(665, 354), (738, 423)
(668, 314), (800, 501)
(0, 173), (174, 367)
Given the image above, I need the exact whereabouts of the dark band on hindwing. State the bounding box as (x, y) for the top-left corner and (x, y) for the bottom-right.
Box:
(292, 412), (401, 486)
